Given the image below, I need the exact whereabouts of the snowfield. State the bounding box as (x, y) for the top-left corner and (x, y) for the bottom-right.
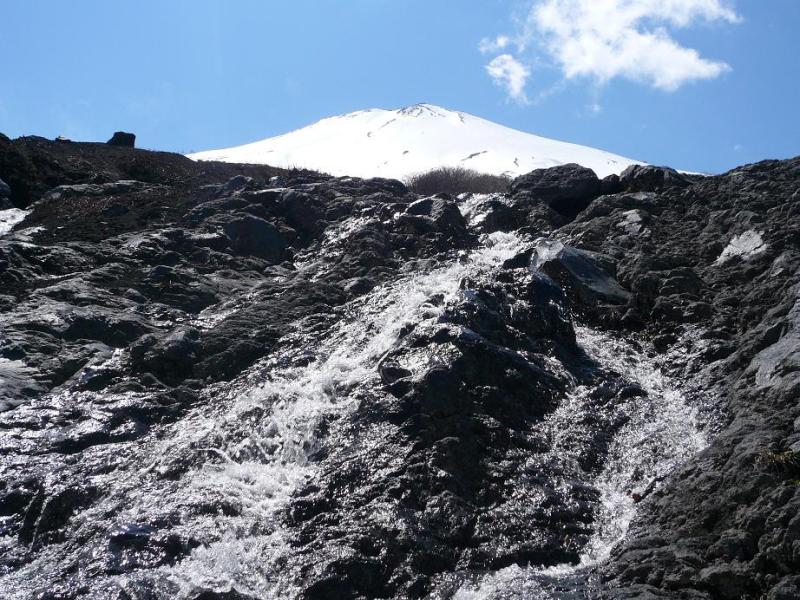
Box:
(188, 103), (643, 180)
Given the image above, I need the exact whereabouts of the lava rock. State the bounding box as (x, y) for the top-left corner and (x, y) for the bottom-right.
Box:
(619, 164), (691, 192)
(1, 131), (799, 600)
(405, 195), (466, 233)
(107, 131), (136, 147)
(510, 163), (602, 216)
(131, 326), (201, 381)
(531, 238), (631, 305)
(216, 214), (287, 261)
(38, 179), (155, 204)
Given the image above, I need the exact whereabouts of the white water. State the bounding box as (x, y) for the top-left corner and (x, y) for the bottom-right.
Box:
(0, 196), (710, 599)
(157, 228), (529, 597)
(159, 203), (707, 598)
(453, 327), (708, 599)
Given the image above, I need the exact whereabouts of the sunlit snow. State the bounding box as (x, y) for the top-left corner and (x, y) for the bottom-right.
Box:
(714, 230), (767, 265)
(189, 103), (642, 180)
(0, 209), (29, 236)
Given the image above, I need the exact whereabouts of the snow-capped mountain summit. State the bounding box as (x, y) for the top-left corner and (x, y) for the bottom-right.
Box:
(188, 103), (642, 180)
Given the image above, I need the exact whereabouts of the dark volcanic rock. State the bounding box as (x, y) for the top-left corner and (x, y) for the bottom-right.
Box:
(0, 133), (799, 600)
(510, 163), (602, 216)
(531, 238), (631, 306)
(619, 164), (692, 192)
(403, 195), (467, 235)
(216, 214), (288, 261)
(107, 131), (136, 148)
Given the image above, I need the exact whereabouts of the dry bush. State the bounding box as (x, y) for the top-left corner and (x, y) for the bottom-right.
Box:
(406, 166), (510, 196)
(757, 448), (800, 477)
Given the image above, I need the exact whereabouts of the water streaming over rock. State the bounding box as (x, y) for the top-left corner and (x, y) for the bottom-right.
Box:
(2, 141), (797, 599)
(157, 229), (530, 598)
(450, 326), (708, 599)
(0, 210), (536, 598)
(0, 195), (711, 600)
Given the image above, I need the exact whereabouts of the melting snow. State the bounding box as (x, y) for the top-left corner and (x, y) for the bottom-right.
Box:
(618, 209), (644, 235)
(0, 209), (29, 236)
(715, 230), (767, 265)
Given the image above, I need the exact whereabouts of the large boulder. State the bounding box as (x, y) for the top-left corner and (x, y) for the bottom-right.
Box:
(531, 238), (631, 305)
(106, 131), (136, 148)
(215, 214), (287, 262)
(619, 164), (691, 192)
(130, 326), (201, 381)
(509, 163), (602, 216)
(404, 195), (466, 233)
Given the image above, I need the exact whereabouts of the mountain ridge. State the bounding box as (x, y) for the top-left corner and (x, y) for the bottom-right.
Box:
(188, 103), (643, 180)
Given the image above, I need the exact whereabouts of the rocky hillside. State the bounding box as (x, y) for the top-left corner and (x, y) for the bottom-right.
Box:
(0, 135), (798, 599)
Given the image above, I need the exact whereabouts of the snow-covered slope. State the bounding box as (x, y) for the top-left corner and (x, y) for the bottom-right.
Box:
(188, 103), (642, 180)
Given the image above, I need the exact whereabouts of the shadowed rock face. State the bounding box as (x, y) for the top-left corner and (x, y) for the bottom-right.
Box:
(0, 136), (798, 599)
(618, 164), (694, 192)
(508, 163), (602, 218)
(107, 131), (136, 148)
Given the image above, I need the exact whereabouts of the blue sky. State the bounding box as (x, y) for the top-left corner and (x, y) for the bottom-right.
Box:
(1, 0), (798, 174)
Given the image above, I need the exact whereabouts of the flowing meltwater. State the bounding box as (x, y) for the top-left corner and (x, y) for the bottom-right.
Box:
(170, 203), (706, 598)
(452, 326), (708, 599)
(158, 229), (530, 597)
(0, 218), (529, 599)
(0, 199), (709, 599)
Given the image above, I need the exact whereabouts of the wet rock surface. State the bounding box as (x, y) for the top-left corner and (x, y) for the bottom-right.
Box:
(0, 136), (798, 599)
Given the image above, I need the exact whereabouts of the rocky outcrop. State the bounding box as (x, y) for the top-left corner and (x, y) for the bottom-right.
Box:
(570, 158), (800, 599)
(618, 164), (694, 192)
(107, 131), (136, 148)
(509, 162), (602, 217)
(0, 135), (798, 599)
(531, 238), (631, 307)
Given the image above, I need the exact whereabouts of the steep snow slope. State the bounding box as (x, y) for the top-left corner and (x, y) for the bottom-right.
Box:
(189, 103), (642, 179)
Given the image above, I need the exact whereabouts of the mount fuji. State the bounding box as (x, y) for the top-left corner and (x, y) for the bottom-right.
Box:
(188, 103), (643, 180)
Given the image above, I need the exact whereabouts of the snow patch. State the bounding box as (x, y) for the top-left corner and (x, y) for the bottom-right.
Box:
(618, 209), (644, 235)
(715, 230), (767, 265)
(0, 209), (29, 236)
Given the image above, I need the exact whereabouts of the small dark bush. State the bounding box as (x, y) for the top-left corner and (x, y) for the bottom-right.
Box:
(757, 448), (800, 479)
(405, 166), (510, 196)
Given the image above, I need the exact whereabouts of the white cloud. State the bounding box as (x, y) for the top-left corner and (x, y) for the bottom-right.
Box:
(482, 0), (740, 97)
(479, 35), (511, 54)
(486, 54), (531, 104)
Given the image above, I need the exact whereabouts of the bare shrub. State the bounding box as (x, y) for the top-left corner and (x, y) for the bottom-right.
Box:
(405, 166), (510, 196)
